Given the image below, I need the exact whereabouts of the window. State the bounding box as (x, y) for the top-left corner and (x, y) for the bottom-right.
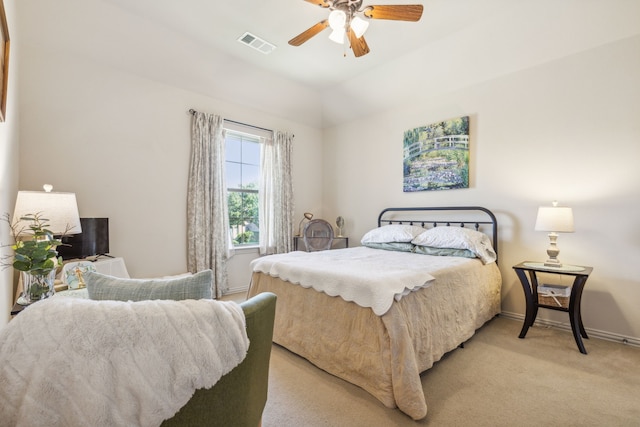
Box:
(225, 127), (262, 247)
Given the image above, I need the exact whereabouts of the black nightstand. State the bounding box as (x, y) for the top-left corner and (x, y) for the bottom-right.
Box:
(513, 262), (593, 354)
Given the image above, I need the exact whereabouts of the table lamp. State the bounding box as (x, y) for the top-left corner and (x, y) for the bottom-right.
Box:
(297, 212), (313, 236)
(534, 201), (574, 267)
(12, 184), (82, 236)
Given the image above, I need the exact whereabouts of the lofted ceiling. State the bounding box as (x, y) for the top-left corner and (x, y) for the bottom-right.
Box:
(99, 0), (504, 89)
(15, 0), (640, 128)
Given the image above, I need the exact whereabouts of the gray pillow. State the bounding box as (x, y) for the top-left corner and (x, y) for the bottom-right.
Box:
(85, 270), (213, 301)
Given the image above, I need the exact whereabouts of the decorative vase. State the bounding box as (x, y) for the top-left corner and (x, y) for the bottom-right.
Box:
(336, 216), (345, 237)
(18, 270), (56, 305)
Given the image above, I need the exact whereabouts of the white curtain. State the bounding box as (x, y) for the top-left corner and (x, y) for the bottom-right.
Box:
(187, 111), (231, 298)
(259, 131), (294, 255)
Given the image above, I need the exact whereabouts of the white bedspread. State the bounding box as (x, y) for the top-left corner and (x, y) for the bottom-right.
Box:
(251, 247), (438, 315)
(0, 297), (249, 427)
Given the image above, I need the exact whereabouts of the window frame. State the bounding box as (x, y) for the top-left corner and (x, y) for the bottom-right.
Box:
(224, 121), (270, 249)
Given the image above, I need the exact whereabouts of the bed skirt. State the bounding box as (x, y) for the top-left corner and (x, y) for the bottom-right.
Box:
(248, 260), (501, 420)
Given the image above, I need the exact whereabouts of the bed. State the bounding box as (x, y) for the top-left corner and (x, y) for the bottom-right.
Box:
(247, 207), (502, 420)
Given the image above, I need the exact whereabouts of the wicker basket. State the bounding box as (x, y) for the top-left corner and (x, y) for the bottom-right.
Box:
(538, 293), (569, 308)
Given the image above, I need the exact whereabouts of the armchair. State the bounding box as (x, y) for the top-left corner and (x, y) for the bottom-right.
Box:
(162, 291), (277, 427)
(2, 274), (277, 427)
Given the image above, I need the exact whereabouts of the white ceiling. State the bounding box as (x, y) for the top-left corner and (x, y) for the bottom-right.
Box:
(15, 0), (640, 128)
(100, 0), (507, 89)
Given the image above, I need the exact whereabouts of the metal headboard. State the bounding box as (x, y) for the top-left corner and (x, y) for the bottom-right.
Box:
(377, 206), (498, 261)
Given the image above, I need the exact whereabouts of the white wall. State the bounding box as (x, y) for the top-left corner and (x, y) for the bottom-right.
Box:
(323, 35), (640, 341)
(17, 45), (323, 283)
(0, 0), (19, 326)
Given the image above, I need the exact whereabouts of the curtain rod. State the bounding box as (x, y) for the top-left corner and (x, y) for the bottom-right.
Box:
(188, 108), (277, 135)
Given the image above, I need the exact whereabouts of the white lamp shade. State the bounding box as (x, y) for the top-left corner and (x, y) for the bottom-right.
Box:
(328, 10), (346, 30)
(13, 190), (82, 235)
(329, 27), (345, 44)
(534, 206), (574, 233)
(350, 16), (369, 38)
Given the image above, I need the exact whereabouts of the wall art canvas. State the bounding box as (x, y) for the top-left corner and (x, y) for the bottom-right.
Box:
(403, 116), (469, 192)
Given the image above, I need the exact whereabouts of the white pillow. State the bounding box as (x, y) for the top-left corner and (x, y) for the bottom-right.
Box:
(411, 226), (497, 264)
(361, 224), (426, 244)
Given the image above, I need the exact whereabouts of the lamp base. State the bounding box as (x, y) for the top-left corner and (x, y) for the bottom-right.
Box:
(544, 258), (563, 268)
(544, 232), (562, 267)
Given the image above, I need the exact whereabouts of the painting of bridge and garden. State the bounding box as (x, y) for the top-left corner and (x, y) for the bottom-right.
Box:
(403, 116), (469, 192)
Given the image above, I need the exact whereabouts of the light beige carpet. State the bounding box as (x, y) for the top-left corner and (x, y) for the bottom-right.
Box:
(261, 316), (640, 426)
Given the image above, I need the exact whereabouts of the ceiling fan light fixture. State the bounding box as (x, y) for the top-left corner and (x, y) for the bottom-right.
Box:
(328, 9), (347, 30)
(328, 27), (345, 44)
(289, 2), (423, 57)
(350, 16), (369, 38)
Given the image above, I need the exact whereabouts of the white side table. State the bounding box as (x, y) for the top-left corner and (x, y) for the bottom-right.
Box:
(91, 256), (129, 278)
(12, 256), (130, 313)
(16, 256), (129, 296)
(55, 256), (130, 298)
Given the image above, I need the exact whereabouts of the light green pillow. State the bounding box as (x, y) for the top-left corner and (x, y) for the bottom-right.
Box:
(85, 270), (213, 301)
(363, 242), (415, 252)
(412, 245), (476, 258)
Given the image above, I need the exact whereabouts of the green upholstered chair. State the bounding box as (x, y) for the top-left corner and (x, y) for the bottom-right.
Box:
(162, 292), (277, 427)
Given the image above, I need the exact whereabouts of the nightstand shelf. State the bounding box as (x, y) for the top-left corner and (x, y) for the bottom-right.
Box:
(513, 261), (593, 354)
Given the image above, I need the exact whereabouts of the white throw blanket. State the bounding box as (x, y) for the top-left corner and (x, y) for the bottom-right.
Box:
(0, 297), (249, 427)
(251, 247), (436, 315)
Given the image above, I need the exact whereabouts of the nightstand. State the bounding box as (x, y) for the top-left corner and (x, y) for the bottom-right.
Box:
(513, 262), (593, 354)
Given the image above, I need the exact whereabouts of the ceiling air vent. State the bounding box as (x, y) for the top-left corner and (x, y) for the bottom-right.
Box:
(237, 32), (276, 55)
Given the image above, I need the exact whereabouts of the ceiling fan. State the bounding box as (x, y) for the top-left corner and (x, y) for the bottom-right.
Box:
(288, 0), (424, 58)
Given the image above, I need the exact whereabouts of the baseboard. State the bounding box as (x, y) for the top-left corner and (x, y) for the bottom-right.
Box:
(225, 284), (249, 297)
(500, 311), (640, 348)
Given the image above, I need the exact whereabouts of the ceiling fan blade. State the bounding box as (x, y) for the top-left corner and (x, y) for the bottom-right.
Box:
(363, 5), (424, 21)
(288, 20), (329, 46)
(348, 28), (370, 58)
(304, 0), (331, 7)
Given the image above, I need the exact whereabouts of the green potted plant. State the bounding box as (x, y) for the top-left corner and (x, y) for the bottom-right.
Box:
(4, 213), (65, 304)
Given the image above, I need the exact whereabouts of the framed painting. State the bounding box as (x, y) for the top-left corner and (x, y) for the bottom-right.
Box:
(0, 0), (9, 122)
(403, 116), (470, 192)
